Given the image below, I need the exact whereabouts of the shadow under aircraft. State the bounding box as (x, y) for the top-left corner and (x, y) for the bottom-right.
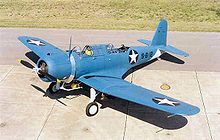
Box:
(31, 84), (188, 130)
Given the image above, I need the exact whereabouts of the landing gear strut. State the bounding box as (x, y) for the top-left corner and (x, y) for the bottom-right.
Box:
(86, 88), (99, 116)
(48, 81), (82, 94)
(49, 83), (99, 116)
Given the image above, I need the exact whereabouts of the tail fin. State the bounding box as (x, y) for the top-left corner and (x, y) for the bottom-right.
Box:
(137, 19), (189, 57)
(151, 19), (167, 46)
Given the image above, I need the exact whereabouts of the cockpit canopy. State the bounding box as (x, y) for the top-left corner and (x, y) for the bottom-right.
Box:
(72, 46), (81, 54)
(106, 44), (129, 53)
(72, 44), (129, 56)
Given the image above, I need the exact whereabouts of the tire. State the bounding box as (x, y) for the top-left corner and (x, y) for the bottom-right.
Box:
(49, 82), (59, 94)
(86, 102), (99, 117)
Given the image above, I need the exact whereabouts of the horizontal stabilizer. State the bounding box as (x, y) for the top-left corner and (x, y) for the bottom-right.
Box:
(159, 45), (189, 57)
(137, 39), (151, 46)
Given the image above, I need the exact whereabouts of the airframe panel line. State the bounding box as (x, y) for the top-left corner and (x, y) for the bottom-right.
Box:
(195, 71), (213, 140)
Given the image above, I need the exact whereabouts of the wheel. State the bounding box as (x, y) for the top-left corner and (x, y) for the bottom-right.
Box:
(49, 82), (59, 94)
(86, 102), (99, 117)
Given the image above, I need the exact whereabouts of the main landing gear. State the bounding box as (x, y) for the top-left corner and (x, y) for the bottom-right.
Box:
(48, 81), (82, 94)
(48, 81), (99, 117)
(86, 88), (99, 117)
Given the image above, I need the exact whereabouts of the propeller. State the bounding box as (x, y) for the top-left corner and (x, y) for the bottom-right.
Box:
(18, 59), (61, 83)
(18, 59), (34, 69)
(68, 36), (72, 59)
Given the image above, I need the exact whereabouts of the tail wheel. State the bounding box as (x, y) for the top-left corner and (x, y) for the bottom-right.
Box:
(86, 102), (99, 117)
(49, 82), (59, 94)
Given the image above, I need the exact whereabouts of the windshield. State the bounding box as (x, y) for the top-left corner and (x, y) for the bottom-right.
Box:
(72, 46), (81, 53)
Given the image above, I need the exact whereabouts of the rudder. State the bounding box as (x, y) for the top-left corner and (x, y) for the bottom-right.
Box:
(151, 19), (167, 46)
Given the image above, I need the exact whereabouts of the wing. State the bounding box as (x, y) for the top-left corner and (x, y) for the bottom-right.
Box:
(78, 76), (200, 116)
(18, 36), (66, 58)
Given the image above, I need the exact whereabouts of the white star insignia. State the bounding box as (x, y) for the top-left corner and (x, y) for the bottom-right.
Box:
(153, 97), (180, 106)
(129, 50), (138, 64)
(27, 39), (45, 46)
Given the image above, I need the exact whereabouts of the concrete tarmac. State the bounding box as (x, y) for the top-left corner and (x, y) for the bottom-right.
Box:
(0, 28), (219, 140)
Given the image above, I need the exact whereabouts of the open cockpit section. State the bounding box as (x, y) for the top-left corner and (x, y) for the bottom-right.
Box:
(71, 46), (81, 55)
(71, 44), (130, 57)
(106, 44), (129, 54)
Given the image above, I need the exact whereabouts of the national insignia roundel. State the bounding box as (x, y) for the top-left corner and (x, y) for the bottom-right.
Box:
(129, 50), (139, 64)
(152, 97), (180, 106)
(27, 39), (45, 46)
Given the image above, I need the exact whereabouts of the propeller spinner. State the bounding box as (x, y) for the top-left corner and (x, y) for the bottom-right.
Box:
(18, 59), (61, 83)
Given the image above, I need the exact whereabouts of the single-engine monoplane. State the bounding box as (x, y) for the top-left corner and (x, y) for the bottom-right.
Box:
(18, 19), (200, 117)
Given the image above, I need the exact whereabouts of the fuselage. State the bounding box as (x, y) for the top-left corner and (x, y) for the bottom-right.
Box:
(38, 44), (162, 82)
(71, 44), (162, 79)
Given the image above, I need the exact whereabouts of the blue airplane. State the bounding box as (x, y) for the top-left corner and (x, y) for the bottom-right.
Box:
(18, 19), (200, 117)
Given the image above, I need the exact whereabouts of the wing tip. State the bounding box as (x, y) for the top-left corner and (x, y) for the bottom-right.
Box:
(17, 36), (28, 41)
(183, 53), (189, 57)
(185, 106), (200, 116)
(17, 36), (22, 40)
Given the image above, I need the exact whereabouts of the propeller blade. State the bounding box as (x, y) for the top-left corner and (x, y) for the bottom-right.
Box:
(18, 59), (34, 69)
(38, 70), (61, 83)
(68, 36), (72, 58)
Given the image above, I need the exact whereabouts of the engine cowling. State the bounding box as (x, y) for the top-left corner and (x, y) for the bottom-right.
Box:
(37, 54), (72, 82)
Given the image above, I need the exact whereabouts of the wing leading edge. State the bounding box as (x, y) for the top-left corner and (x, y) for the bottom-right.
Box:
(78, 76), (200, 116)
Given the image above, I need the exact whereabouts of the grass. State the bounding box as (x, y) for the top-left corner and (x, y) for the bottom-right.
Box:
(0, 0), (219, 32)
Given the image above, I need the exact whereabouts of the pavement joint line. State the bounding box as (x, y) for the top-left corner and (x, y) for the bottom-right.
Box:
(122, 101), (129, 140)
(0, 66), (14, 84)
(0, 101), (54, 106)
(123, 73), (134, 140)
(0, 101), (76, 108)
(195, 71), (213, 140)
(36, 101), (56, 140)
(0, 86), (44, 92)
(156, 128), (164, 133)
